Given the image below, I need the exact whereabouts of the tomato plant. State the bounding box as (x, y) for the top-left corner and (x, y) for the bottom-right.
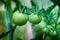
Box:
(1, 0), (60, 40)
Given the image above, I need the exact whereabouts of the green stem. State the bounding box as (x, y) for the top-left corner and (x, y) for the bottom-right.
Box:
(6, 0), (12, 25)
(21, 6), (26, 13)
(0, 25), (16, 39)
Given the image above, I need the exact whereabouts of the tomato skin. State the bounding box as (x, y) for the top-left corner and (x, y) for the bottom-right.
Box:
(12, 11), (28, 26)
(29, 14), (42, 24)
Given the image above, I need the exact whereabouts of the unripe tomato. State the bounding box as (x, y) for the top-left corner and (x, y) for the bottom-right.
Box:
(29, 13), (42, 24)
(12, 11), (28, 26)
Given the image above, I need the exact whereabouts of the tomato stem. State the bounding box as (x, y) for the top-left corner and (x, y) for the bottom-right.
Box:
(6, 0), (13, 25)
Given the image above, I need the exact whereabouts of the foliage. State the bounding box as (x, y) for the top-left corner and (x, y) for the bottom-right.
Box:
(0, 0), (60, 40)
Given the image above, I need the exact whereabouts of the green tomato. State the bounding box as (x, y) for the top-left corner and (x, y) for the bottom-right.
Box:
(29, 13), (42, 24)
(12, 11), (28, 26)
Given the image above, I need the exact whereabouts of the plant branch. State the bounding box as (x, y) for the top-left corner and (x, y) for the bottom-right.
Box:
(0, 25), (16, 39)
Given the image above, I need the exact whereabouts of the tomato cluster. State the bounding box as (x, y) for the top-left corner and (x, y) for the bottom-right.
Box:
(12, 10), (42, 26)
